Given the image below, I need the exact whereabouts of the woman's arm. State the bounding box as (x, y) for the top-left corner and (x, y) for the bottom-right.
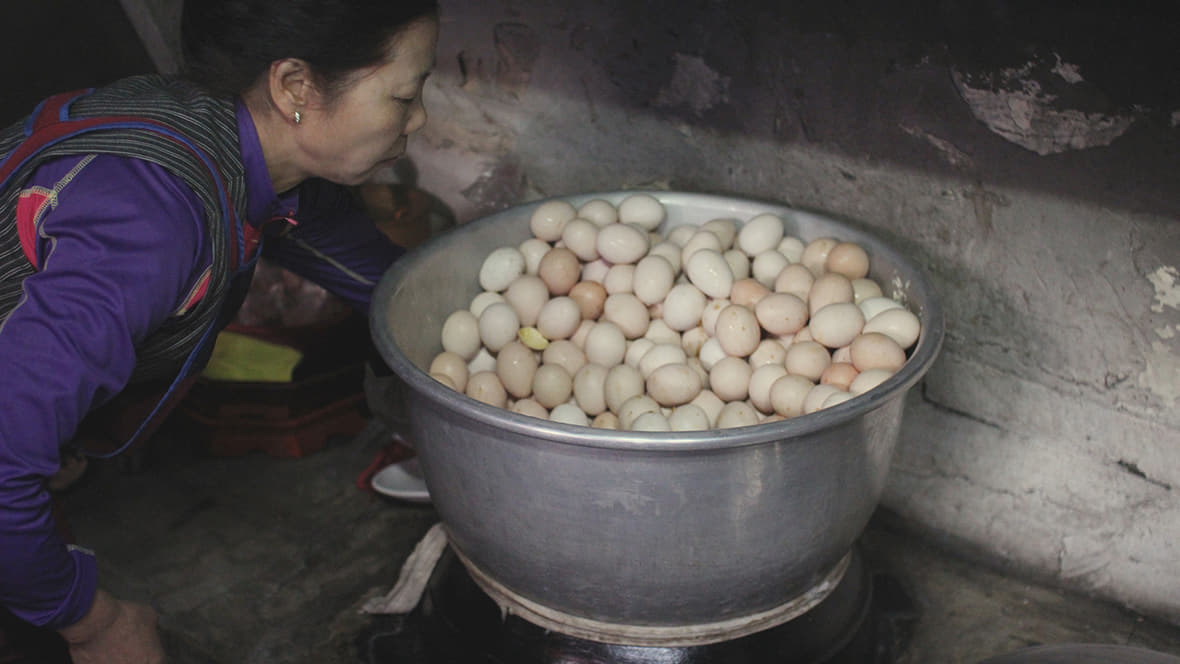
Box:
(262, 179), (404, 312)
(0, 154), (207, 628)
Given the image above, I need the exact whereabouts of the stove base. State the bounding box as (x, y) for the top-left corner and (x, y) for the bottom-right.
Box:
(359, 545), (916, 664)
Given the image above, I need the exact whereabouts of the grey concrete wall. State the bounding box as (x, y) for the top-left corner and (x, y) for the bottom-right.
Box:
(120, 0), (1180, 625)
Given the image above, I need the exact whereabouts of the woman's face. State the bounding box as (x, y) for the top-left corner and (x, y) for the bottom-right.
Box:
(300, 17), (438, 185)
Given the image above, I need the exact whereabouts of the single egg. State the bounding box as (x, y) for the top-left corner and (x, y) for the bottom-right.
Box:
(668, 404), (711, 431)
(596, 223), (651, 264)
(429, 351), (469, 393)
(478, 246), (526, 292)
(633, 255), (676, 305)
(849, 332), (906, 372)
(603, 293), (651, 339)
(716, 401), (760, 429)
(604, 364), (645, 414)
(568, 280), (607, 320)
(701, 218), (740, 250)
(561, 218), (601, 262)
(578, 198), (619, 227)
(440, 309), (481, 360)
(714, 304), (761, 358)
(604, 264), (636, 294)
(849, 368), (894, 395)
(730, 278), (771, 308)
(754, 292), (808, 337)
(769, 374), (815, 418)
(466, 371), (508, 408)
(469, 291), (506, 318)
(748, 339), (788, 369)
(538, 247), (581, 295)
(535, 296), (582, 341)
(503, 275), (549, 327)
(617, 193), (666, 231)
(710, 356), (753, 402)
(532, 364), (573, 409)
(519, 238), (551, 275)
(573, 363), (610, 415)
(647, 241), (684, 274)
(752, 250), (791, 288)
(825, 242), (870, 280)
(583, 321), (627, 367)
(549, 403), (591, 427)
(808, 273), (855, 315)
(496, 340), (539, 399)
(510, 398), (549, 420)
(862, 307), (921, 350)
(820, 362), (859, 392)
(592, 411), (620, 429)
(662, 283), (707, 331)
(774, 263), (815, 301)
(737, 213), (786, 257)
(630, 410), (672, 431)
(530, 200), (577, 242)
(809, 302), (865, 349)
(647, 363), (703, 406)
(784, 340), (831, 381)
(801, 237), (840, 275)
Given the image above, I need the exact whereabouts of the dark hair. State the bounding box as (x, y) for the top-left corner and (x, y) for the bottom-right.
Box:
(180, 0), (438, 99)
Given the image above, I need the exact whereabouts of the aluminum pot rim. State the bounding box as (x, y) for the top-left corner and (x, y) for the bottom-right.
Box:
(371, 189), (944, 453)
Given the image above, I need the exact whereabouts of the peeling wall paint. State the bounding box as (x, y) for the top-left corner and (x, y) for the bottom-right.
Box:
(1149, 266), (1180, 313)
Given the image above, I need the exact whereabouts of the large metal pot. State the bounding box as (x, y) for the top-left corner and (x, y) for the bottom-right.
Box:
(371, 191), (943, 630)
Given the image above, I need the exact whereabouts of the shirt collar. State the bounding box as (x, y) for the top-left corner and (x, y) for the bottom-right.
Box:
(235, 99), (299, 227)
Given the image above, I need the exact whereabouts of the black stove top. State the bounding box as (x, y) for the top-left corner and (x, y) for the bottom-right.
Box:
(358, 544), (916, 664)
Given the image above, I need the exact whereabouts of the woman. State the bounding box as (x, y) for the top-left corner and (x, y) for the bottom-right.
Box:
(0, 0), (439, 661)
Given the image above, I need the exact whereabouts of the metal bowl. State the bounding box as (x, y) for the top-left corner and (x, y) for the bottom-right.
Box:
(371, 190), (944, 629)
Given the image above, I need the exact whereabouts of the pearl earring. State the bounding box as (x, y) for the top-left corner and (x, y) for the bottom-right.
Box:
(294, 110), (302, 125)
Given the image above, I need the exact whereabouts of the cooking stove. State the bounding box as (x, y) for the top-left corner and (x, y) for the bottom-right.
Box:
(358, 543), (916, 663)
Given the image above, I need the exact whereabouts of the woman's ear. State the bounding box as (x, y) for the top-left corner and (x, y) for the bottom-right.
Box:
(269, 58), (315, 124)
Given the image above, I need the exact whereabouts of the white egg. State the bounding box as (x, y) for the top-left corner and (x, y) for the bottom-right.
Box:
(503, 275), (550, 327)
(723, 249), (751, 281)
(603, 293), (651, 339)
(803, 384), (842, 414)
(510, 398), (549, 420)
(665, 225), (696, 247)
(596, 223), (650, 264)
(709, 356), (753, 402)
(851, 278), (884, 304)
(748, 339), (788, 369)
(774, 263), (815, 301)
(530, 200), (577, 242)
(716, 401), (760, 429)
(543, 339), (588, 377)
(647, 241), (684, 275)
(646, 363), (703, 406)
(784, 340), (831, 382)
(429, 351), (469, 393)
(801, 237), (840, 275)
(777, 236), (806, 263)
(689, 389), (726, 427)
(698, 336), (727, 370)
(624, 337), (657, 369)
(638, 343), (688, 379)
(495, 340), (539, 399)
(617, 193), (666, 231)
(532, 364), (573, 409)
(633, 255), (676, 305)
(561, 218), (601, 262)
(684, 249), (734, 300)
(478, 301), (520, 353)
(662, 283), (707, 331)
(681, 326), (710, 358)
(466, 371), (508, 408)
(737, 213), (785, 256)
(573, 363), (610, 415)
(535, 296), (582, 341)
(668, 404), (710, 431)
(549, 403), (591, 426)
(681, 230), (723, 264)
(769, 374), (815, 418)
(519, 238), (551, 275)
(618, 394), (662, 429)
(577, 199), (619, 227)
(700, 218), (739, 250)
(469, 291), (506, 318)
(862, 307), (921, 349)
(754, 292), (808, 337)
(441, 309), (482, 360)
(478, 246), (526, 292)
(467, 347), (497, 375)
(630, 411), (672, 432)
(849, 368), (894, 395)
(714, 304), (761, 358)
(808, 273), (855, 315)
(604, 264), (636, 294)
(751, 250), (791, 288)
(584, 321), (627, 367)
(748, 364), (789, 413)
(858, 295), (905, 321)
(604, 364), (645, 414)
(809, 302), (865, 349)
(643, 319), (681, 346)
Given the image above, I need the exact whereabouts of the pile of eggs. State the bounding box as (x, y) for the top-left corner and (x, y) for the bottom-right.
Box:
(429, 194), (921, 432)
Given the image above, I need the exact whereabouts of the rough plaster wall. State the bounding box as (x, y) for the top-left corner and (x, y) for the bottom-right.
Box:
(408, 1), (1180, 624)
(116, 0), (1180, 624)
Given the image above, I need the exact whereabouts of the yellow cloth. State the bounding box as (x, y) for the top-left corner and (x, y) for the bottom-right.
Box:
(201, 331), (304, 383)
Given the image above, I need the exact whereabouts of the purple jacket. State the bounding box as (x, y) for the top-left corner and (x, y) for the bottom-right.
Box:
(0, 99), (402, 628)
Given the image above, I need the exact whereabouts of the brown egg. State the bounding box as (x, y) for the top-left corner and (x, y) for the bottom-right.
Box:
(820, 362), (859, 391)
(568, 280), (608, 320)
(807, 273), (855, 316)
(538, 247), (581, 295)
(849, 332), (906, 372)
(729, 278), (770, 308)
(825, 242), (870, 280)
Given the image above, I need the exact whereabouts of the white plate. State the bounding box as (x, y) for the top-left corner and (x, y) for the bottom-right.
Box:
(371, 458), (431, 503)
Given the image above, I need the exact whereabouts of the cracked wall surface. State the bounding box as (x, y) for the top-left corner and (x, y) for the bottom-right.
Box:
(118, 0), (1180, 625)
